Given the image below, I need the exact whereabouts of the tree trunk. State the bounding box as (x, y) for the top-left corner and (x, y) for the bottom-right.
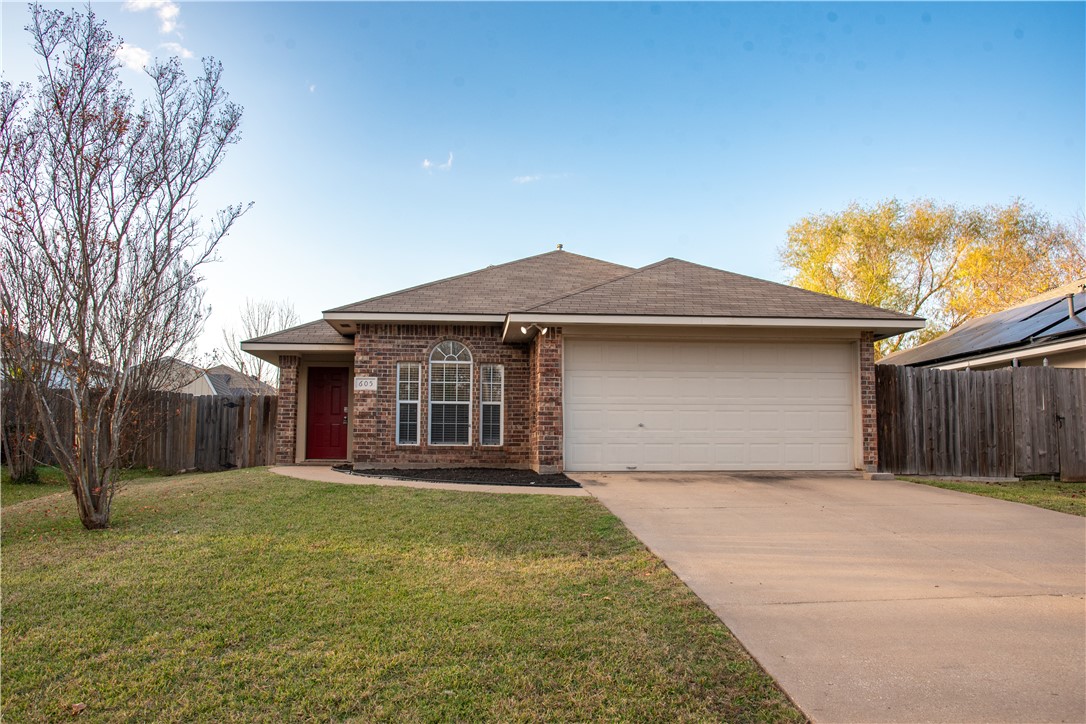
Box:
(69, 439), (114, 529)
(72, 477), (112, 530)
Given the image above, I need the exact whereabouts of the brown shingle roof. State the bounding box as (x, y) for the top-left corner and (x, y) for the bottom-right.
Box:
(327, 250), (632, 315)
(244, 319), (354, 345)
(523, 258), (919, 320)
(206, 365), (278, 396)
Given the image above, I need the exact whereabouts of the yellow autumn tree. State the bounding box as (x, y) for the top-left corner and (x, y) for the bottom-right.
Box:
(780, 199), (1085, 356)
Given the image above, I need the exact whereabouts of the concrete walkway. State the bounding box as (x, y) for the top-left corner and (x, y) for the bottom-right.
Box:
(571, 471), (1086, 723)
(270, 466), (589, 496)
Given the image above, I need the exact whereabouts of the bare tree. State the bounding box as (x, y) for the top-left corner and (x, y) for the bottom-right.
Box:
(1, 343), (42, 484)
(218, 298), (298, 386)
(0, 6), (249, 528)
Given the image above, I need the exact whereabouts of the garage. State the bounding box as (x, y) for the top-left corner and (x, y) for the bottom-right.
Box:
(564, 338), (857, 472)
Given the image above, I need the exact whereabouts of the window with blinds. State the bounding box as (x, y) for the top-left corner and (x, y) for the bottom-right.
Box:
(429, 341), (472, 445)
(396, 363), (420, 445)
(480, 364), (503, 446)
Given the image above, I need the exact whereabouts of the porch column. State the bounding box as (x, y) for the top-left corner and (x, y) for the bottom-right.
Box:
(529, 327), (564, 473)
(860, 331), (878, 472)
(275, 354), (300, 465)
(352, 329), (375, 465)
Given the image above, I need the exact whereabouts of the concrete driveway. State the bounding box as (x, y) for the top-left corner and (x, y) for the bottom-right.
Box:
(570, 472), (1086, 723)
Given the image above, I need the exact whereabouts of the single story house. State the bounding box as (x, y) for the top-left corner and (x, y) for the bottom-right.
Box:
(880, 279), (1085, 370)
(241, 250), (923, 473)
(153, 359), (277, 397)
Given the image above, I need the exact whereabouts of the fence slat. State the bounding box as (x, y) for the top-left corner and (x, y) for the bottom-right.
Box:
(877, 365), (1081, 479)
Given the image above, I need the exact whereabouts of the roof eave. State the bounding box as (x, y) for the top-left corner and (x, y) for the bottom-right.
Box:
(502, 313), (925, 343)
(896, 332), (1086, 370)
(323, 311), (506, 324)
(238, 342), (356, 366)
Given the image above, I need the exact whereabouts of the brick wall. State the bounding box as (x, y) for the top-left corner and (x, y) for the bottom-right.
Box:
(275, 354), (300, 464)
(528, 328), (564, 473)
(860, 331), (878, 471)
(351, 324), (532, 468)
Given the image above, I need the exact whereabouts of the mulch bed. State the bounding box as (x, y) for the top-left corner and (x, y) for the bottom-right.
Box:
(332, 465), (579, 488)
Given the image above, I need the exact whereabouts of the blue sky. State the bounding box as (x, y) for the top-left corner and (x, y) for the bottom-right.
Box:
(3, 1), (1084, 357)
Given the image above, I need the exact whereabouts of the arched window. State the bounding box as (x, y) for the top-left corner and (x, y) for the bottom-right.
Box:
(429, 340), (472, 445)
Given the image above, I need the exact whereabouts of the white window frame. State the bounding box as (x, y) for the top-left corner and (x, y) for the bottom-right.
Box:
(480, 364), (504, 446)
(429, 341), (472, 446)
(396, 362), (420, 446)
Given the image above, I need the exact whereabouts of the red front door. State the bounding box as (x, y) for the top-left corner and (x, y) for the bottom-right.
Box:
(306, 367), (349, 460)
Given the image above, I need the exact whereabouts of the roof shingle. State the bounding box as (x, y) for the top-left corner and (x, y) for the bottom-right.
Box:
(327, 250), (632, 315)
(523, 258), (919, 320)
(244, 319), (354, 346)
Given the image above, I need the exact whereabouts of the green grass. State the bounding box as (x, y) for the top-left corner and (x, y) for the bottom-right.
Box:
(1, 465), (168, 507)
(1, 468), (802, 723)
(900, 476), (1086, 516)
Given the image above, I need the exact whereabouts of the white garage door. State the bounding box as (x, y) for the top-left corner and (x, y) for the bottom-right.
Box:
(564, 339), (856, 471)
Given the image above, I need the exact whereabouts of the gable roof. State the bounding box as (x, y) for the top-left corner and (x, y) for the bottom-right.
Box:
(205, 364), (277, 396)
(327, 250), (632, 316)
(880, 281), (1086, 367)
(522, 258), (918, 320)
(242, 251), (925, 355)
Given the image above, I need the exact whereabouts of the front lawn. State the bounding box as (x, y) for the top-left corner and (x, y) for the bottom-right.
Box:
(900, 476), (1086, 516)
(1, 468), (802, 722)
(1, 465), (168, 507)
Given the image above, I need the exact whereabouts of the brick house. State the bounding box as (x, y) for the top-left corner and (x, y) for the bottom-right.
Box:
(241, 251), (922, 473)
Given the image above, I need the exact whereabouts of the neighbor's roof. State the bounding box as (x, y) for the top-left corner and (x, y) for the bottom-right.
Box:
(205, 364), (277, 396)
(327, 250), (632, 315)
(880, 282), (1086, 367)
(523, 258), (919, 320)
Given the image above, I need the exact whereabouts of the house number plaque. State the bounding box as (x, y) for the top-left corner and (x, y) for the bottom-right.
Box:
(354, 376), (378, 392)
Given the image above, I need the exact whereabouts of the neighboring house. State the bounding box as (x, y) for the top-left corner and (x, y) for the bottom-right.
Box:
(0, 331), (113, 389)
(241, 250), (922, 473)
(153, 358), (275, 396)
(204, 364), (277, 396)
(880, 279), (1086, 370)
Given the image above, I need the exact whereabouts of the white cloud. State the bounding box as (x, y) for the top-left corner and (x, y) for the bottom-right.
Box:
(308, 84), (317, 93)
(123, 0), (182, 35)
(512, 172), (568, 185)
(160, 41), (193, 59)
(116, 43), (151, 71)
(422, 152), (454, 173)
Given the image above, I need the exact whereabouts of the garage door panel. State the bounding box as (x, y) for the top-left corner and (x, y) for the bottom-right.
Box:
(818, 409), (852, 434)
(748, 410), (781, 431)
(712, 409), (747, 432)
(565, 339), (856, 472)
(678, 410), (713, 432)
(678, 443), (713, 465)
(819, 443), (851, 466)
(816, 376), (852, 400)
(785, 443), (816, 465)
(713, 443), (747, 465)
(750, 443), (783, 464)
(784, 410), (817, 432)
(712, 376), (749, 400)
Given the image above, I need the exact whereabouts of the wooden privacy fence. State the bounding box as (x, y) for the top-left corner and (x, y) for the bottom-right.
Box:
(3, 390), (278, 473)
(129, 393), (279, 472)
(876, 365), (1086, 482)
